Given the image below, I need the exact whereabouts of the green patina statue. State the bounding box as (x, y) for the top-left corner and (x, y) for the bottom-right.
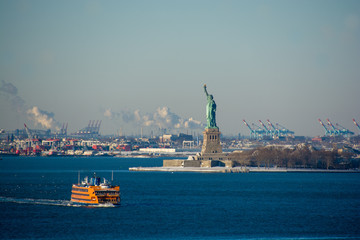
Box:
(203, 84), (217, 129)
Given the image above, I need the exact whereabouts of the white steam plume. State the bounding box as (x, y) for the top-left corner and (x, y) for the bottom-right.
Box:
(104, 106), (204, 130)
(27, 106), (59, 130)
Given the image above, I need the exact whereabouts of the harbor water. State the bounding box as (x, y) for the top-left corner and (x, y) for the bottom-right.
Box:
(1, 156), (360, 240)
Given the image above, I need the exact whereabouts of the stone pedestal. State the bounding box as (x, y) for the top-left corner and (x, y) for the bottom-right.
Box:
(162, 127), (237, 169)
(201, 128), (222, 154)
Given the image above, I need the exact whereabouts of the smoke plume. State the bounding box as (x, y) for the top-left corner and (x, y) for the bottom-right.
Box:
(104, 106), (204, 131)
(1, 81), (60, 130)
(0, 80), (26, 112)
(27, 106), (59, 129)
(0, 80), (18, 95)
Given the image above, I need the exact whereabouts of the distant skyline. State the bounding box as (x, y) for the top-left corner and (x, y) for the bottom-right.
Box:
(1, 0), (360, 137)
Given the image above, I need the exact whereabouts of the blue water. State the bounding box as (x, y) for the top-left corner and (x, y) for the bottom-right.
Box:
(0, 156), (360, 240)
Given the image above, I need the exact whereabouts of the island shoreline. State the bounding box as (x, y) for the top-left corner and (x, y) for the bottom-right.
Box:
(129, 166), (360, 173)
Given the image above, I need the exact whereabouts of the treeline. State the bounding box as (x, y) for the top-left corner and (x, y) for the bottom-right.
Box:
(228, 144), (360, 169)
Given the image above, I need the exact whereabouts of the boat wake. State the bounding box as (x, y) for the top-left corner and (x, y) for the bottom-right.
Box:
(0, 196), (117, 208)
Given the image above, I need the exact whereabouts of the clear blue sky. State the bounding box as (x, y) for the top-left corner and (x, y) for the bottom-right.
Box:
(1, 0), (359, 137)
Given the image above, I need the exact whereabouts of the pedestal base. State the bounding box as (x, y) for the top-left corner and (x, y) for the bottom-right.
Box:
(201, 128), (222, 154)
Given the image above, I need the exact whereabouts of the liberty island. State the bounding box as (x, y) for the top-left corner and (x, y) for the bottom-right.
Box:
(132, 84), (242, 171)
(162, 84), (237, 169)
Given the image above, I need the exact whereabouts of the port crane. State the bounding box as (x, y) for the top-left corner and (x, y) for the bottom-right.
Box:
(89, 120), (101, 134)
(24, 124), (34, 149)
(59, 123), (68, 135)
(75, 120), (101, 136)
(318, 119), (331, 136)
(96, 120), (102, 133)
(251, 123), (266, 137)
(276, 123), (295, 136)
(266, 119), (280, 137)
(353, 119), (360, 133)
(335, 123), (354, 137)
(319, 118), (354, 137)
(259, 120), (271, 136)
(244, 119), (294, 139)
(326, 118), (341, 136)
(243, 120), (257, 139)
(23, 123), (40, 155)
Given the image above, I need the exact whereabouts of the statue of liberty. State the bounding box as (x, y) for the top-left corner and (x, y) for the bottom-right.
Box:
(203, 84), (217, 129)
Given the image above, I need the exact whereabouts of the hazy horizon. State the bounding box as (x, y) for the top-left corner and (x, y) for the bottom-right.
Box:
(1, 0), (360, 137)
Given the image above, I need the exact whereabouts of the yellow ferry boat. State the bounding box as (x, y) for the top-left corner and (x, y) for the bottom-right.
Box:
(71, 173), (120, 205)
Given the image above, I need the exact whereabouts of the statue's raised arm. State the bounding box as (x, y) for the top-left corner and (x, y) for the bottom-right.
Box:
(204, 84), (209, 97)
